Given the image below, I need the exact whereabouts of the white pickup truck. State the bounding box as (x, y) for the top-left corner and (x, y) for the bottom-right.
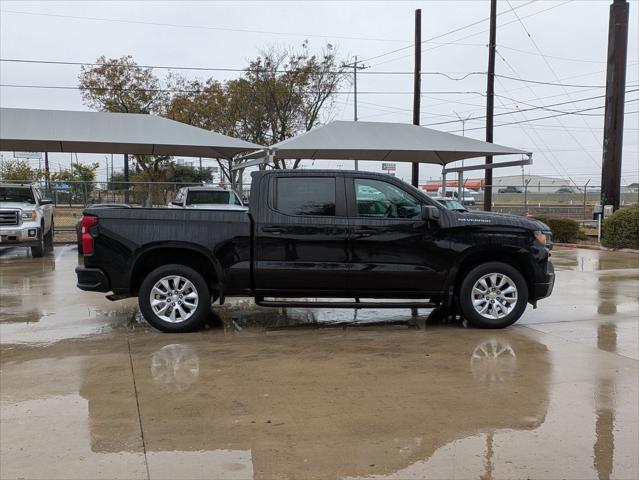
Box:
(0, 183), (54, 257)
(168, 186), (247, 211)
(436, 187), (477, 206)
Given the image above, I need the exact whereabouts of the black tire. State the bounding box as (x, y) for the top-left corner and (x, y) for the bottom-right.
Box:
(138, 264), (211, 333)
(458, 262), (528, 329)
(30, 228), (45, 258)
(44, 220), (54, 250)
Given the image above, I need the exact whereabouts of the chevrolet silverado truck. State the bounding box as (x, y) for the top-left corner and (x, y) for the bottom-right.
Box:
(76, 170), (554, 332)
(0, 183), (54, 257)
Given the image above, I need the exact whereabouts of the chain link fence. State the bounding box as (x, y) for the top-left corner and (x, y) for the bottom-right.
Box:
(432, 183), (638, 219)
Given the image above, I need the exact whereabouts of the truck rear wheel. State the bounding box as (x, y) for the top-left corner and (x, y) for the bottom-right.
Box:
(458, 262), (528, 329)
(139, 264), (210, 333)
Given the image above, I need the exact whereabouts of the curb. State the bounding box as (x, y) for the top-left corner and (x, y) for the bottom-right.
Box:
(555, 243), (639, 253)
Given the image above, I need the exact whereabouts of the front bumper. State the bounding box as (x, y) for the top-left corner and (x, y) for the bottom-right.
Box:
(0, 225), (41, 246)
(532, 260), (555, 301)
(76, 267), (111, 292)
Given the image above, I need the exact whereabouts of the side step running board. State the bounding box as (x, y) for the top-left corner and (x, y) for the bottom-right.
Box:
(255, 297), (438, 309)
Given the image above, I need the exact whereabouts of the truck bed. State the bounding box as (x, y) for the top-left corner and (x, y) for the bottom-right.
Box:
(82, 207), (252, 295)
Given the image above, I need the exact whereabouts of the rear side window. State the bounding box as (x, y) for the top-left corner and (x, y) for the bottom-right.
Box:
(275, 177), (336, 216)
(186, 191), (232, 205)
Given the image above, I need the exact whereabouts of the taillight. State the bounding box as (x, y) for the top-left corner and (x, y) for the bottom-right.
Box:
(82, 215), (98, 255)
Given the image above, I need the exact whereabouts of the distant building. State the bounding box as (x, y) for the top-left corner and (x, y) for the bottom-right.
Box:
(422, 174), (572, 193)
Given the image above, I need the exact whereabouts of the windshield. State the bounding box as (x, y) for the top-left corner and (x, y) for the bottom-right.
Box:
(185, 190), (240, 205)
(0, 187), (35, 204)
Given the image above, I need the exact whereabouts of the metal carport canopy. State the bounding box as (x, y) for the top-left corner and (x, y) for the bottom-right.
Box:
(235, 120), (530, 169)
(0, 108), (264, 158)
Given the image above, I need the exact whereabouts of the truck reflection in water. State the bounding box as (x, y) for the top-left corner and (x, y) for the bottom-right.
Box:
(80, 328), (552, 479)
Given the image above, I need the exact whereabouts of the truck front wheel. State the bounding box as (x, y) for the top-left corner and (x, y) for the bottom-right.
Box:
(139, 264), (211, 333)
(30, 227), (45, 258)
(458, 262), (528, 329)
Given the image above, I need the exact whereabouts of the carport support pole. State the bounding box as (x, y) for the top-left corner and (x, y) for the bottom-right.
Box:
(411, 8), (421, 188)
(601, 0), (629, 211)
(483, 0), (497, 212)
(44, 151), (50, 190)
(441, 169), (447, 196)
(124, 153), (130, 203)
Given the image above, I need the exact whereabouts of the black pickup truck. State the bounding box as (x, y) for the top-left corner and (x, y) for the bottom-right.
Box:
(76, 170), (554, 332)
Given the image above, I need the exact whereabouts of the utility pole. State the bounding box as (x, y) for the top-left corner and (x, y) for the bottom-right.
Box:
(411, 8), (422, 188)
(199, 157), (203, 173)
(484, 0), (497, 212)
(342, 56), (367, 170)
(601, 0), (629, 211)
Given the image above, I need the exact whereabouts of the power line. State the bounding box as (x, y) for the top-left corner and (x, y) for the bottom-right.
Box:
(358, 0), (538, 64)
(447, 99), (639, 133)
(496, 44), (605, 64)
(0, 9), (411, 44)
(494, 47), (603, 169)
(423, 89), (639, 126)
(1, 57), (486, 79)
(0, 83), (488, 95)
(0, 58), (622, 89)
(504, 0), (605, 152)
(364, 0), (571, 68)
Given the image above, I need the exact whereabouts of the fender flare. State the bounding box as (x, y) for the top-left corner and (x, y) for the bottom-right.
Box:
(443, 244), (531, 297)
(129, 241), (225, 298)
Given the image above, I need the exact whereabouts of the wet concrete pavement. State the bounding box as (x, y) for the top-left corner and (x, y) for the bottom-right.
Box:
(1, 245), (638, 479)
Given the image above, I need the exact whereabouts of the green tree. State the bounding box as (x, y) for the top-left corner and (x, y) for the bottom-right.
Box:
(0, 159), (42, 182)
(241, 42), (348, 169)
(78, 56), (172, 195)
(167, 164), (213, 184)
(79, 55), (168, 114)
(52, 162), (99, 203)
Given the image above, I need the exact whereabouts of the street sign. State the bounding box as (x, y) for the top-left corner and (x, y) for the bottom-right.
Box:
(14, 152), (42, 159)
(382, 162), (396, 172)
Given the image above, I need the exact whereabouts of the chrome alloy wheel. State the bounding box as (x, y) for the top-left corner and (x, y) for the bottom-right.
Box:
(471, 273), (518, 320)
(149, 275), (199, 323)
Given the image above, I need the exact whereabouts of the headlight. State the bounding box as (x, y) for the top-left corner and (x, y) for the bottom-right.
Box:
(21, 210), (37, 221)
(534, 230), (552, 249)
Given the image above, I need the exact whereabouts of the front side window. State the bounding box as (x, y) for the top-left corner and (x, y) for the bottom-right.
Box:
(276, 177), (336, 216)
(354, 178), (421, 219)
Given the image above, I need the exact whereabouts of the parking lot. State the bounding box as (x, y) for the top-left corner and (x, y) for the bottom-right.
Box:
(1, 245), (638, 479)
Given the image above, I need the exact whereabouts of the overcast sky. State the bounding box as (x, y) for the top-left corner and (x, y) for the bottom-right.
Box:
(1, 0), (637, 185)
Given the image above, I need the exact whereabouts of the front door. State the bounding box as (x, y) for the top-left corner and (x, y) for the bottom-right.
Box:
(254, 174), (349, 295)
(347, 177), (447, 295)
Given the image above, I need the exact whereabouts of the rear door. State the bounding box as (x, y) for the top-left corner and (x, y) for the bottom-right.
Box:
(254, 174), (349, 294)
(347, 176), (447, 295)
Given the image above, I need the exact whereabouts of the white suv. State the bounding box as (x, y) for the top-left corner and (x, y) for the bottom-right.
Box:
(0, 183), (54, 257)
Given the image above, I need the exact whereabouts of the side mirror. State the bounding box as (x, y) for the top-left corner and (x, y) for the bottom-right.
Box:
(421, 205), (440, 221)
(39, 198), (53, 205)
(170, 200), (183, 207)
